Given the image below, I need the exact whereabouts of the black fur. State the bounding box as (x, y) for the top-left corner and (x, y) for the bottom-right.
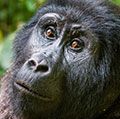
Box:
(0, 0), (120, 119)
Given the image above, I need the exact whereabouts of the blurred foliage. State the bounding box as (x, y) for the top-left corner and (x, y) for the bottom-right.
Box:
(113, 0), (120, 4)
(0, 0), (120, 77)
(0, 0), (46, 37)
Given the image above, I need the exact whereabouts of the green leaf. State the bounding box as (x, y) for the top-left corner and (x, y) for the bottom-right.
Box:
(0, 33), (15, 70)
(0, 67), (5, 77)
(112, 0), (120, 5)
(26, 0), (36, 12)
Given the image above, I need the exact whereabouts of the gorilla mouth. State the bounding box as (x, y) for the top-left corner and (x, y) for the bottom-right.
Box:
(14, 81), (52, 101)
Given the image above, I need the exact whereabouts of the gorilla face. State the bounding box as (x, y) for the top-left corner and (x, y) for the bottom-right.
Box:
(6, 0), (120, 119)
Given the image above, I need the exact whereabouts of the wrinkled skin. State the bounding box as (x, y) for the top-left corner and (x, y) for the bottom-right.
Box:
(0, 0), (120, 119)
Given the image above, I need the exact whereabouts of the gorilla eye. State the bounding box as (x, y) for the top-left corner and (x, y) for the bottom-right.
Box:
(70, 38), (85, 51)
(45, 26), (56, 39)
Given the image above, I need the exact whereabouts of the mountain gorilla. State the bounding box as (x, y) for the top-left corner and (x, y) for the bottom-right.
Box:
(0, 0), (120, 119)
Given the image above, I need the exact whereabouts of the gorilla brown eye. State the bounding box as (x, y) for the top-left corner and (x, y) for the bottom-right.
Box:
(70, 38), (84, 51)
(45, 26), (56, 39)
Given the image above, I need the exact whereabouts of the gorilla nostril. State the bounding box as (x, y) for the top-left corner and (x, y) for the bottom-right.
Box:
(27, 59), (49, 72)
(27, 59), (37, 67)
(35, 60), (49, 72)
(35, 65), (49, 72)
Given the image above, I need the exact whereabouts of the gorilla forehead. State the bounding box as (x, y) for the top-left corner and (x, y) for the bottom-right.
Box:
(36, 0), (108, 24)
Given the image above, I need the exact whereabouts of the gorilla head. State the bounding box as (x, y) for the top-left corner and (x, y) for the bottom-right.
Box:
(0, 0), (120, 119)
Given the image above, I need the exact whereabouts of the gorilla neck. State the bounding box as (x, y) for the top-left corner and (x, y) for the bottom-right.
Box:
(97, 96), (120, 119)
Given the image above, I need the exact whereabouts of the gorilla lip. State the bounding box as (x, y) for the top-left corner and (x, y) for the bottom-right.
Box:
(14, 81), (52, 101)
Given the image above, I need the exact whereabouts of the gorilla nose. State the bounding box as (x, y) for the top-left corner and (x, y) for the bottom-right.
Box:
(27, 59), (49, 73)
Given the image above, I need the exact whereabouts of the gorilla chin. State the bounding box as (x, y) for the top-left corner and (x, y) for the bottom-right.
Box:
(14, 81), (52, 102)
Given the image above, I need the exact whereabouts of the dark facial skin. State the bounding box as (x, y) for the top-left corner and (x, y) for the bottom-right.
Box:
(0, 0), (120, 119)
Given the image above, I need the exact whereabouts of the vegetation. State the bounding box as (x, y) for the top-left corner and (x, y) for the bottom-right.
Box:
(0, 0), (120, 77)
